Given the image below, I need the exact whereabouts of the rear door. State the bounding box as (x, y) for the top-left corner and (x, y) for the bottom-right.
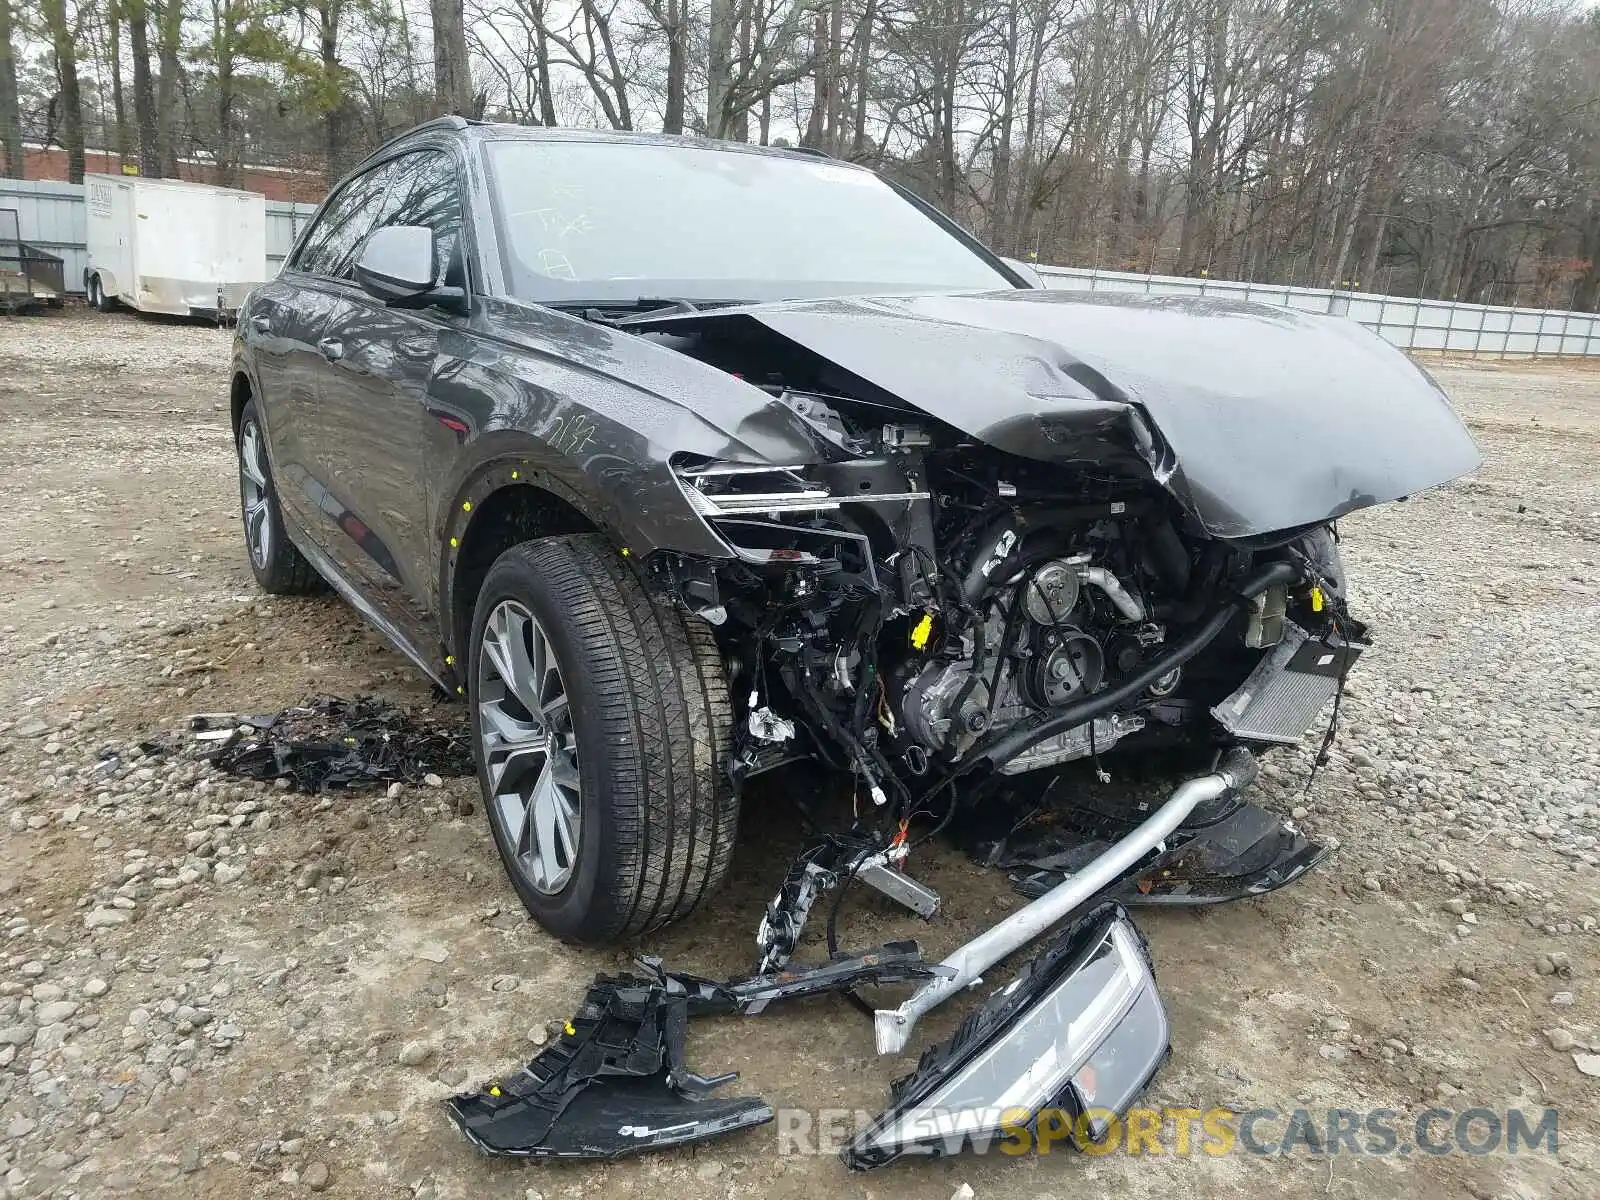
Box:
(309, 149), (470, 644)
(243, 163), (395, 551)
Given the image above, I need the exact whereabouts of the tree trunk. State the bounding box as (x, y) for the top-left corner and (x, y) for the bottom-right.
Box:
(214, 0), (237, 186)
(155, 0), (184, 176)
(108, 0), (132, 165)
(41, 0), (85, 183)
(430, 0), (473, 115)
(987, 1), (1021, 252)
(804, 11), (827, 147)
(732, 0), (754, 142)
(320, 0), (344, 181)
(662, 0), (685, 134)
(850, 0), (875, 158)
(705, 0), (734, 137)
(534, 20), (557, 126)
(0, 0), (23, 178)
(126, 0), (160, 175)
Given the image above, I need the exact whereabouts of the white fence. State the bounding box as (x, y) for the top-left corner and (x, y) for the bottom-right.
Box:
(5, 176), (1600, 356)
(0, 178), (317, 294)
(1036, 265), (1600, 358)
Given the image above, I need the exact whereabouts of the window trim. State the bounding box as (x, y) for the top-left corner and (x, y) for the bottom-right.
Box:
(286, 144), (475, 299)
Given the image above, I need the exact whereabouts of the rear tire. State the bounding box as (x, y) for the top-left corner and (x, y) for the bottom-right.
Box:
(235, 401), (324, 594)
(470, 534), (737, 943)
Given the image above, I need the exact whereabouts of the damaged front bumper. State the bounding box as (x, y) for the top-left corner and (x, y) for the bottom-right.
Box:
(845, 904), (1167, 1169)
(447, 748), (1319, 1172)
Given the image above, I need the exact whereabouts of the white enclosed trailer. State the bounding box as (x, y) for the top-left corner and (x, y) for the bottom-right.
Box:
(82, 174), (268, 317)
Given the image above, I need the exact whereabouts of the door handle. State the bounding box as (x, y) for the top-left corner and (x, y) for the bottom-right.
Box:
(317, 338), (344, 362)
(249, 315), (270, 334)
(395, 335), (434, 360)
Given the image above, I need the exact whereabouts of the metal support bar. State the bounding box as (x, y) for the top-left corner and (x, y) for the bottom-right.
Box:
(856, 860), (941, 918)
(872, 748), (1260, 1055)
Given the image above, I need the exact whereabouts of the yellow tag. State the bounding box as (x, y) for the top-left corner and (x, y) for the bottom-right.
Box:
(488, 1085), (501, 1096)
(1310, 586), (1325, 613)
(564, 1021), (576, 1036)
(910, 613), (933, 651)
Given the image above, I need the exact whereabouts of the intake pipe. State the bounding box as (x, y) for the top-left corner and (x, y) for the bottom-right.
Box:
(875, 746), (1261, 1055)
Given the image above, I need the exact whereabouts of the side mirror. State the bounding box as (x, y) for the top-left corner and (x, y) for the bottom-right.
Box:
(1001, 256), (1046, 289)
(355, 225), (439, 305)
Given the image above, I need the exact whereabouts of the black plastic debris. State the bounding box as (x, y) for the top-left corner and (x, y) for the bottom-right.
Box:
(961, 775), (1326, 907)
(443, 972), (772, 1159)
(638, 941), (948, 1016)
(203, 695), (472, 793)
(445, 943), (944, 1159)
(843, 904), (1169, 1170)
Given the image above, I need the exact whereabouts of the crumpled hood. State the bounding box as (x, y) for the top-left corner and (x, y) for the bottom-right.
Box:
(637, 289), (1482, 537)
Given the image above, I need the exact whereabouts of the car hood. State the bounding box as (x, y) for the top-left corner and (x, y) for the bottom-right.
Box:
(634, 289), (1482, 538)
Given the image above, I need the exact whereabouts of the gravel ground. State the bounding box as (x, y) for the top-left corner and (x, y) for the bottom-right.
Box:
(0, 308), (1596, 1200)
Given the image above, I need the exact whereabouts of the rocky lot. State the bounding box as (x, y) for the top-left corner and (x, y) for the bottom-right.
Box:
(0, 307), (1597, 1200)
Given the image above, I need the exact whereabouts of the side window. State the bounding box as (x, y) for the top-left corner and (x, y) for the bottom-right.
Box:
(292, 162), (396, 280)
(371, 151), (465, 284)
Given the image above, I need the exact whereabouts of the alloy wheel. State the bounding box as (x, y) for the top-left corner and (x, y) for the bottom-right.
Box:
(238, 419), (273, 569)
(478, 599), (582, 894)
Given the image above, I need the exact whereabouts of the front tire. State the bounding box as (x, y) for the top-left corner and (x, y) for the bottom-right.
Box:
(470, 534), (737, 943)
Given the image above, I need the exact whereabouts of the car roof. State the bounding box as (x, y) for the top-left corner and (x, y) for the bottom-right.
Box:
(371, 115), (863, 171)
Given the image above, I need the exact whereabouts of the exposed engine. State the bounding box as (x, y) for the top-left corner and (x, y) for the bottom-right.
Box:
(651, 363), (1355, 827)
(898, 551), (1166, 775)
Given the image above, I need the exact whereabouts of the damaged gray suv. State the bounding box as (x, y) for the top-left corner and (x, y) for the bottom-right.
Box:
(231, 116), (1480, 966)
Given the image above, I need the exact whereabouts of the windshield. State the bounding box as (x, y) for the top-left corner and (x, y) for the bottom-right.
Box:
(484, 138), (1014, 305)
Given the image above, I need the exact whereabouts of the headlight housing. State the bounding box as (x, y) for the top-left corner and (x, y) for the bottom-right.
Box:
(673, 458), (841, 516)
(843, 905), (1169, 1169)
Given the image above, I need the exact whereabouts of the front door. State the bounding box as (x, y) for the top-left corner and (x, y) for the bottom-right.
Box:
(256, 163), (397, 553)
(303, 148), (470, 652)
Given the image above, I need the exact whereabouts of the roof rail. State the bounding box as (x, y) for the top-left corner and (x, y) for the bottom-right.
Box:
(368, 115), (473, 158)
(787, 144), (835, 161)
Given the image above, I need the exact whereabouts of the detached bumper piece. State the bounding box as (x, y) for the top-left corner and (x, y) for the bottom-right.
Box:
(844, 904), (1168, 1170)
(638, 942), (948, 1015)
(445, 943), (943, 1159)
(1001, 798), (1328, 906)
(443, 975), (771, 1159)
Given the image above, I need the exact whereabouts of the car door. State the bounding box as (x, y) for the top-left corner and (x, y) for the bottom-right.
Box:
(308, 148), (470, 649)
(250, 164), (395, 550)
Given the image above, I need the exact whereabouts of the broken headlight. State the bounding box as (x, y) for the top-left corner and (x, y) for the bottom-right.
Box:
(673, 458), (841, 516)
(843, 905), (1169, 1169)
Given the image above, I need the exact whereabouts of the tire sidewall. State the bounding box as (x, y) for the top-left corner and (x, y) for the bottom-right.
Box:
(468, 550), (621, 942)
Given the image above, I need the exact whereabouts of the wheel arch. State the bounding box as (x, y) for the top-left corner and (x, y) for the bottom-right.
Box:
(230, 370), (254, 435)
(442, 475), (603, 665)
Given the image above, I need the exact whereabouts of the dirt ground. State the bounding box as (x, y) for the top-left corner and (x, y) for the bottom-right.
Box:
(0, 308), (1596, 1200)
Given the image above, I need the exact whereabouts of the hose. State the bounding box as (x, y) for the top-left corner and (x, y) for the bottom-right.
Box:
(937, 557), (1302, 786)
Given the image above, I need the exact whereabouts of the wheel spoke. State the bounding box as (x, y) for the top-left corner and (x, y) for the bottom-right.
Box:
(484, 606), (543, 715)
(240, 427), (267, 487)
(548, 748), (580, 792)
(529, 763), (568, 886)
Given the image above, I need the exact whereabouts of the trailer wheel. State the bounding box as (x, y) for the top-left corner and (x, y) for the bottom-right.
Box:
(470, 534), (738, 943)
(88, 275), (114, 313)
